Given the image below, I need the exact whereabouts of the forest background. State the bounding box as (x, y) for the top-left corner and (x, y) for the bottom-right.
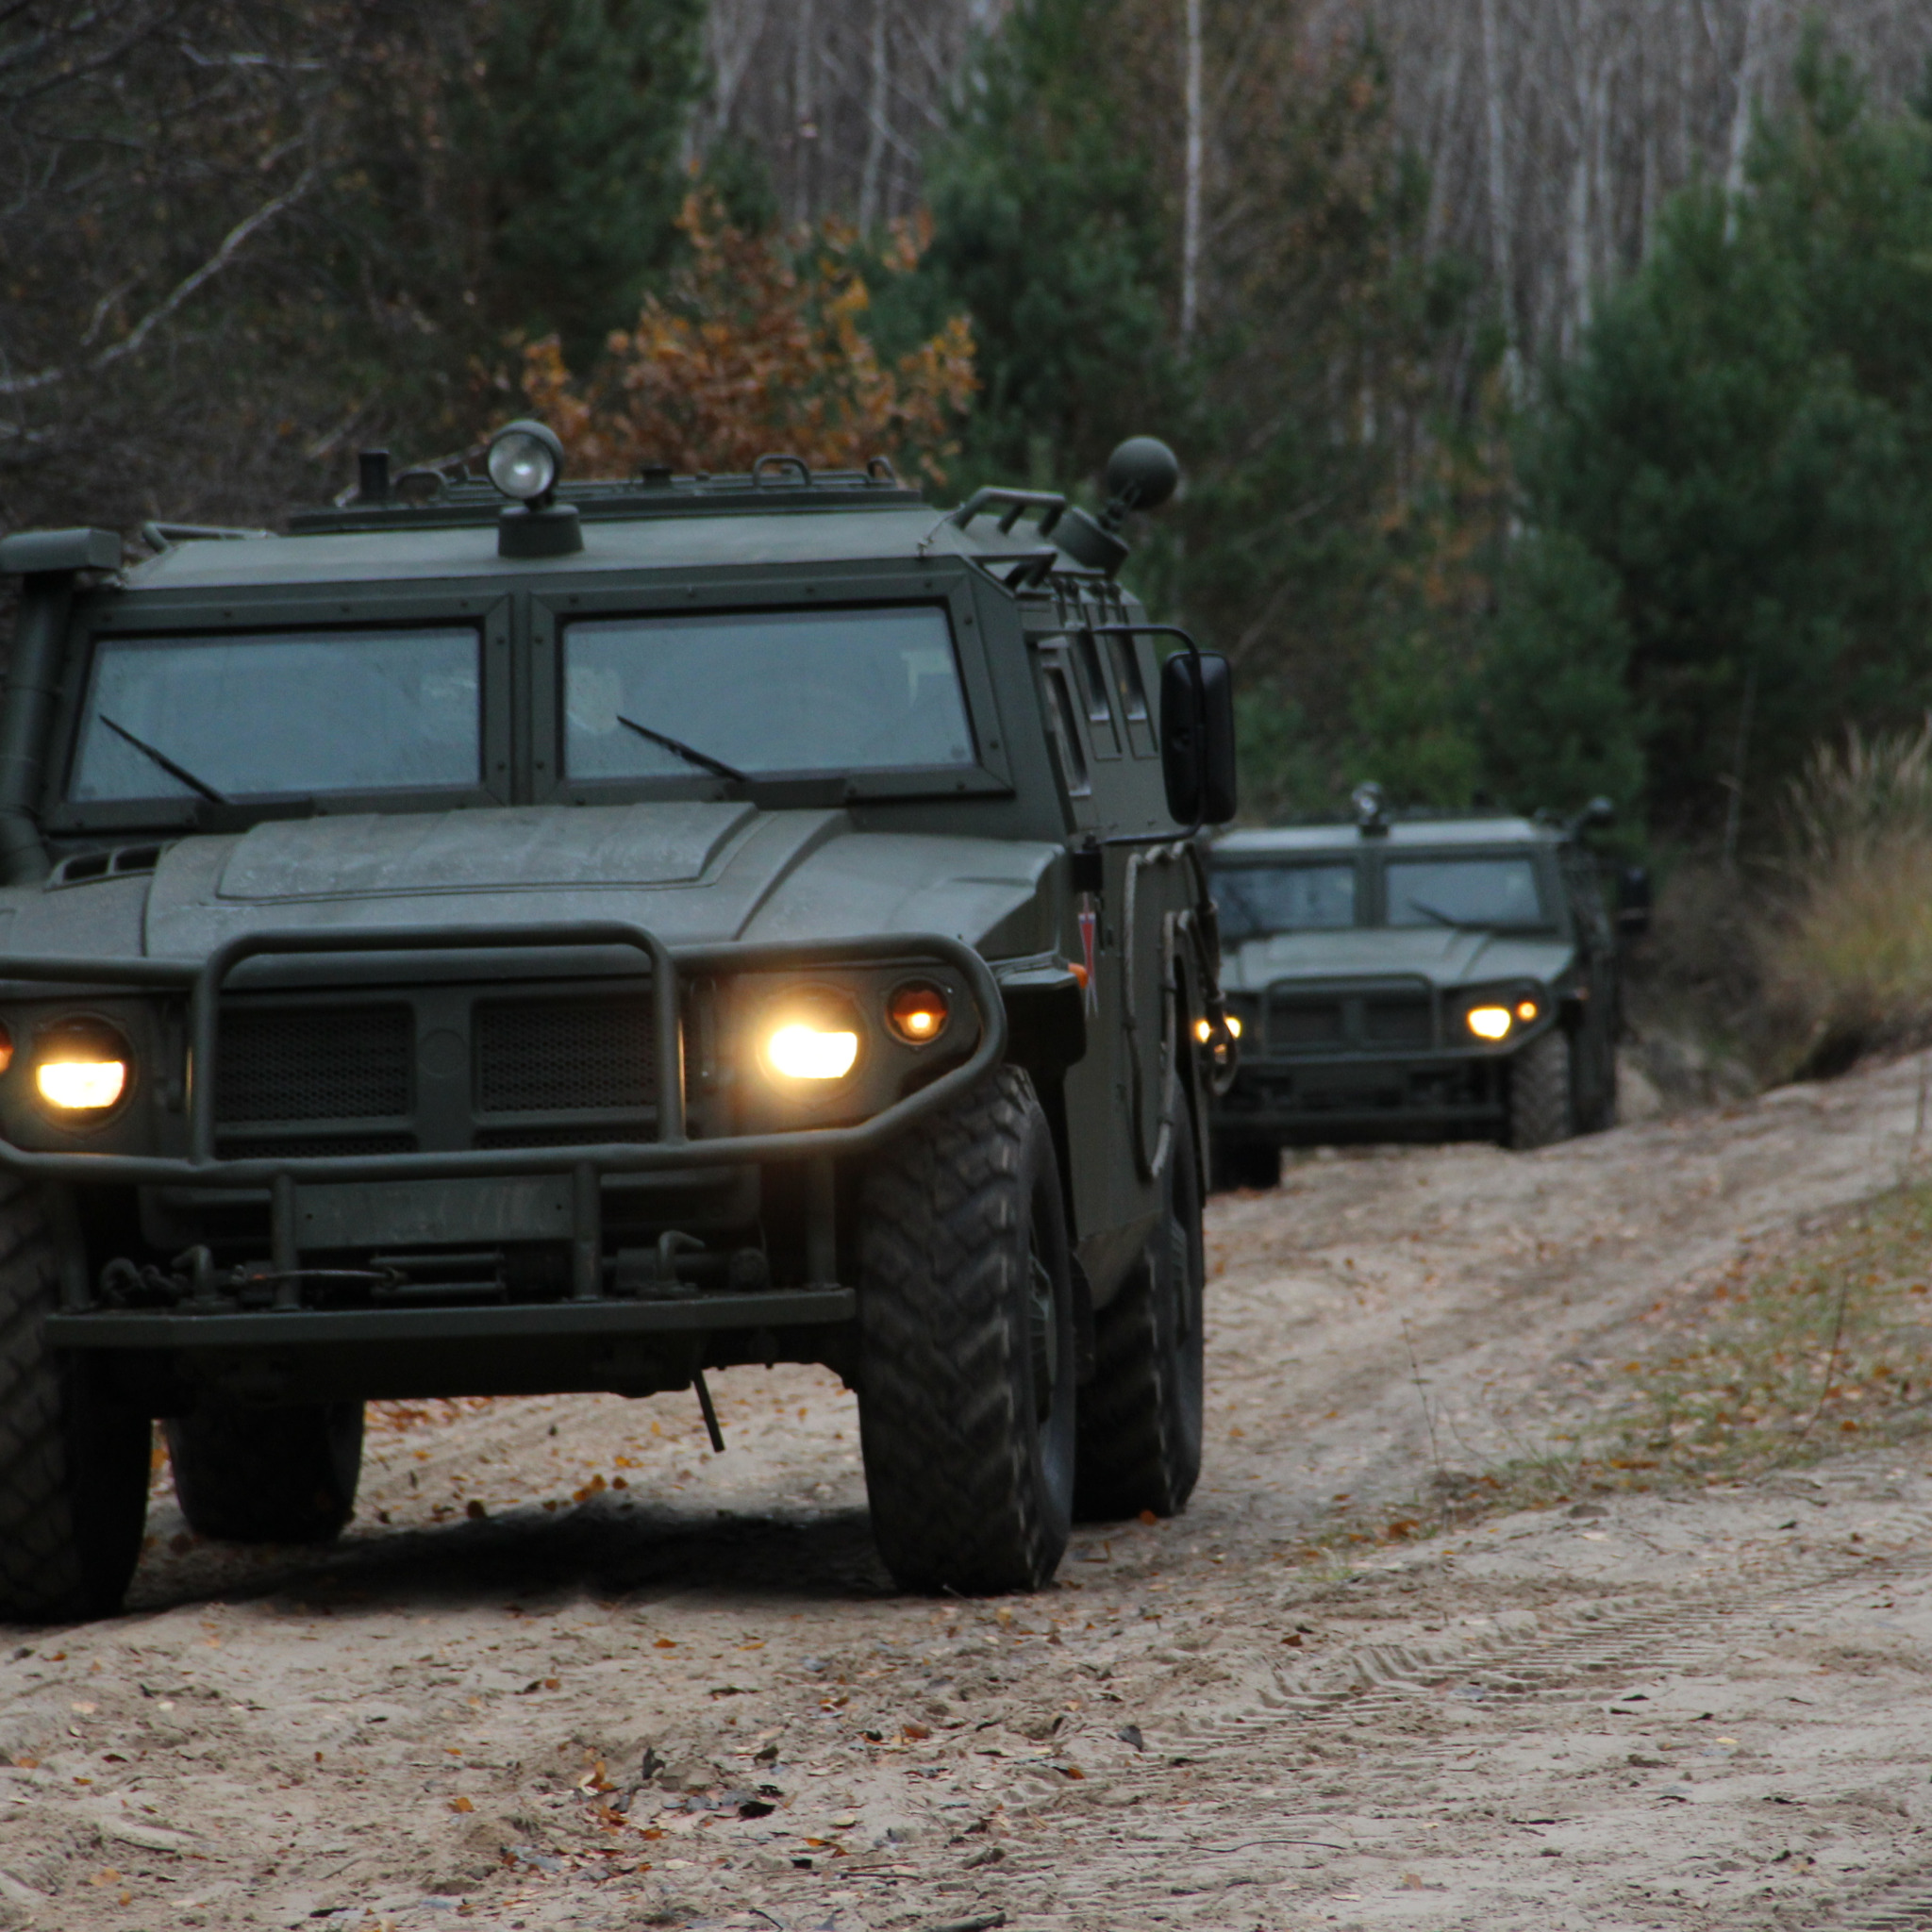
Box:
(5, 0), (1932, 909)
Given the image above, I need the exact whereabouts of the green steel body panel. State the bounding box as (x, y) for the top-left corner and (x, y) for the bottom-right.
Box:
(0, 464), (1216, 1407)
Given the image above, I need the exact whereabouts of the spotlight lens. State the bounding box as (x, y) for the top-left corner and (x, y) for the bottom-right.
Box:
(1466, 1005), (1512, 1041)
(887, 984), (950, 1045)
(1225, 1012), (1243, 1039)
(487, 425), (559, 501)
(766, 1023), (859, 1082)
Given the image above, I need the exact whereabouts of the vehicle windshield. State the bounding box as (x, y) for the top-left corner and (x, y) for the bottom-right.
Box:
(68, 627), (481, 805)
(1212, 861), (1357, 939)
(1384, 856), (1549, 929)
(563, 606), (974, 781)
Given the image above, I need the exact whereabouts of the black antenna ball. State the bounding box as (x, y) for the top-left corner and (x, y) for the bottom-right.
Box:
(1105, 437), (1181, 516)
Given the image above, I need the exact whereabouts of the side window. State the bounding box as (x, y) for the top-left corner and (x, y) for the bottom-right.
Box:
(1041, 658), (1091, 799)
(1562, 849), (1610, 943)
(1106, 635), (1158, 758)
(1035, 653), (1097, 795)
(1072, 632), (1122, 758)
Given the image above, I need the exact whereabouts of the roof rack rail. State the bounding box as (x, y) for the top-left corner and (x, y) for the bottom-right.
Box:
(141, 521), (269, 552)
(288, 461), (925, 537)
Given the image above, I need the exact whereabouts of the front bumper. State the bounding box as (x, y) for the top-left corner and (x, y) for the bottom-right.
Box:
(1215, 971), (1557, 1141)
(1217, 1047), (1508, 1140)
(2, 920), (1005, 1352)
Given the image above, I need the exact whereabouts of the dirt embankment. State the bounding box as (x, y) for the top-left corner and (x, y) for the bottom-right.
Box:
(8, 1056), (1932, 1931)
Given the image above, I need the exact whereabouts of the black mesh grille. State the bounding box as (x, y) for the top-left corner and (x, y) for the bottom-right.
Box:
(216, 1132), (417, 1159)
(1362, 997), (1432, 1047)
(216, 1004), (413, 1124)
(1270, 1000), (1344, 1050)
(473, 1124), (654, 1150)
(475, 996), (656, 1113)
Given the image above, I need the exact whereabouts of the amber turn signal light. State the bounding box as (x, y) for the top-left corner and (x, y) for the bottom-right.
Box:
(885, 982), (950, 1045)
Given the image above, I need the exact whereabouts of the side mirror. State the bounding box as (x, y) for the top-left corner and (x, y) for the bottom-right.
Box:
(1159, 650), (1237, 826)
(1616, 865), (1651, 941)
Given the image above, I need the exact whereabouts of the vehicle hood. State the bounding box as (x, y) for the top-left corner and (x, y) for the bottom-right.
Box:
(1221, 924), (1575, 992)
(0, 805), (1059, 965)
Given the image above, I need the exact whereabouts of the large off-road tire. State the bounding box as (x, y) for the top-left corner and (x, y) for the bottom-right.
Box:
(1074, 1118), (1205, 1521)
(1211, 1135), (1281, 1192)
(856, 1066), (1076, 1593)
(0, 1178), (153, 1623)
(1507, 1028), (1575, 1150)
(164, 1402), (363, 1544)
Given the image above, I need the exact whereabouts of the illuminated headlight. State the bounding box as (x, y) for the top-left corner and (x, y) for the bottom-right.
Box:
(35, 1019), (131, 1115)
(761, 996), (863, 1084)
(1193, 1012), (1243, 1044)
(1465, 1005), (1513, 1041)
(486, 419), (563, 503)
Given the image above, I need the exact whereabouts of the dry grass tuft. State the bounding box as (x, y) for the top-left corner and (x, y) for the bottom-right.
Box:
(1758, 723), (1932, 1077)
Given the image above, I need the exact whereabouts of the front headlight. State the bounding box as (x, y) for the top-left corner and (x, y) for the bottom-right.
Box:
(1193, 1011), (1243, 1044)
(35, 1018), (132, 1115)
(1465, 1005), (1513, 1041)
(760, 994), (863, 1085)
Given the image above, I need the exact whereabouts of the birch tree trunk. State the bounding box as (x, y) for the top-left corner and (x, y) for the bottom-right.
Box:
(1181, 0), (1204, 342)
(1480, 0), (1515, 347)
(1724, 0), (1770, 240)
(793, 0), (818, 226)
(858, 0), (891, 231)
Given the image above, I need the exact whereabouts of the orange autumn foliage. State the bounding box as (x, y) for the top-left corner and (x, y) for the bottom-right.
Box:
(520, 192), (976, 484)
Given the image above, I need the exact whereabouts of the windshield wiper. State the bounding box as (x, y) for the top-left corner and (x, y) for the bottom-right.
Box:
(1405, 899), (1489, 931)
(97, 715), (230, 806)
(614, 713), (747, 785)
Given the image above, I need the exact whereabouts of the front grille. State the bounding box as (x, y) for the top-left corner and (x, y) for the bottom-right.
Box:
(1270, 1000), (1344, 1050)
(216, 1132), (418, 1160)
(1362, 997), (1432, 1047)
(216, 1004), (413, 1124)
(473, 1124), (653, 1150)
(475, 996), (656, 1113)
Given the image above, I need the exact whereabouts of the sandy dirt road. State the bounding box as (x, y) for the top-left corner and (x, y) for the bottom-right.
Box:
(8, 1055), (1932, 1931)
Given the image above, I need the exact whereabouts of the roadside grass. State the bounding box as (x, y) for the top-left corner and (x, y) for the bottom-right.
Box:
(1760, 833), (1932, 1077)
(1276, 1172), (1932, 1566)
(1757, 724), (1932, 1077)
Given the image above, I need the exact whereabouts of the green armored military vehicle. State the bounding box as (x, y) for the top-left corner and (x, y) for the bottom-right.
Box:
(1208, 787), (1641, 1189)
(0, 426), (1240, 1621)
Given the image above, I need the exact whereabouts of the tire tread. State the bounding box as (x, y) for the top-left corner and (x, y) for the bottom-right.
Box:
(858, 1067), (1071, 1593)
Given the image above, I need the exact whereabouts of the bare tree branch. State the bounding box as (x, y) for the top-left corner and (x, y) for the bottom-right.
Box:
(0, 165), (315, 397)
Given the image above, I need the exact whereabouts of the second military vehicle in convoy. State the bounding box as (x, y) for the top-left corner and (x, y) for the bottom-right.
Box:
(0, 425), (1238, 1621)
(1208, 786), (1643, 1189)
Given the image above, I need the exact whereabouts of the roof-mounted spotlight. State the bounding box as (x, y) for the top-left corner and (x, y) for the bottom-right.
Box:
(488, 419), (582, 558)
(1353, 780), (1389, 837)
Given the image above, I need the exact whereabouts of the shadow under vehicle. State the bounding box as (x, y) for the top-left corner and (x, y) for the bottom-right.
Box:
(1207, 789), (1646, 1190)
(0, 427), (1240, 1621)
